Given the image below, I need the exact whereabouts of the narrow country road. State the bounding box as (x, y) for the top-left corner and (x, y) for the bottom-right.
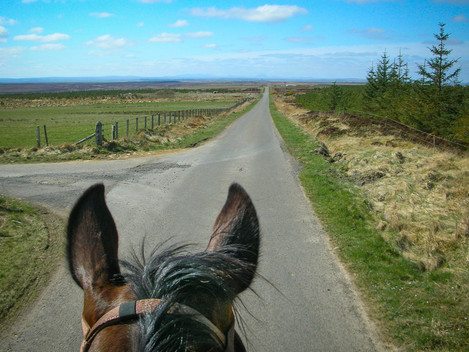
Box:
(0, 89), (380, 351)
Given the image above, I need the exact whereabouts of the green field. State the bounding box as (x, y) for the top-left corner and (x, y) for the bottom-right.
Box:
(0, 100), (237, 148)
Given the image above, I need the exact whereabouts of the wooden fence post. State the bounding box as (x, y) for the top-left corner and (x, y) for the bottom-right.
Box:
(144, 116), (147, 130)
(164, 112), (167, 124)
(115, 121), (119, 139)
(111, 125), (116, 141)
(35, 126), (41, 148)
(136, 117), (139, 132)
(126, 119), (129, 137)
(43, 125), (49, 146)
(157, 113), (161, 125)
(95, 121), (103, 146)
(151, 115), (154, 130)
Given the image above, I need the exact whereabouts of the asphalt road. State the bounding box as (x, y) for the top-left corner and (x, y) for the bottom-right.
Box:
(0, 89), (380, 351)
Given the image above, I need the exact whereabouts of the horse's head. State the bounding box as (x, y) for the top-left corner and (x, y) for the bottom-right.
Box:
(67, 183), (260, 351)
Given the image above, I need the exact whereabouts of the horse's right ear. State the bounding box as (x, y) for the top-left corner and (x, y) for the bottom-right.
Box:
(67, 183), (120, 290)
(207, 183), (260, 293)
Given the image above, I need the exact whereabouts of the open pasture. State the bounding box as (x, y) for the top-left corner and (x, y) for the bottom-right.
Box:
(0, 89), (254, 148)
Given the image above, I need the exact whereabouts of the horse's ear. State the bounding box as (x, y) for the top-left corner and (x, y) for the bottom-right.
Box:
(207, 183), (260, 293)
(67, 183), (120, 290)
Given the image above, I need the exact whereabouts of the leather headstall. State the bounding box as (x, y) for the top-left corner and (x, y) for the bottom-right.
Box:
(80, 298), (235, 352)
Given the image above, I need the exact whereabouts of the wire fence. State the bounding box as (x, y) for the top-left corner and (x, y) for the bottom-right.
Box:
(304, 109), (468, 152)
(21, 99), (249, 149)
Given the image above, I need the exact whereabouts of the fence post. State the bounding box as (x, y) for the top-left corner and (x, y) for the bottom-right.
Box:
(111, 124), (116, 141)
(35, 126), (41, 148)
(157, 113), (161, 125)
(126, 119), (129, 137)
(43, 125), (49, 146)
(144, 116), (147, 130)
(164, 112), (167, 124)
(95, 121), (103, 146)
(115, 121), (119, 139)
(136, 117), (139, 132)
(151, 115), (154, 130)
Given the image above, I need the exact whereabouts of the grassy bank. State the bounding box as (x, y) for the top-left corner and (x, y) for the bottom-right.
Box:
(269, 96), (468, 351)
(0, 196), (64, 331)
(0, 99), (258, 164)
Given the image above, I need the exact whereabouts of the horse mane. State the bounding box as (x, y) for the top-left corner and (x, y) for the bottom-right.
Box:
(120, 242), (254, 352)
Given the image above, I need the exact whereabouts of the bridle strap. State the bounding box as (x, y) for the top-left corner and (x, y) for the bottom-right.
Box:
(81, 299), (162, 352)
(80, 299), (231, 352)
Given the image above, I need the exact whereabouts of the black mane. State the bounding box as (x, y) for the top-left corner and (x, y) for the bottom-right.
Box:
(121, 243), (254, 352)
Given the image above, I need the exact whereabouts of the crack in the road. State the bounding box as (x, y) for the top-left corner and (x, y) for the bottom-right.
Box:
(0, 161), (192, 187)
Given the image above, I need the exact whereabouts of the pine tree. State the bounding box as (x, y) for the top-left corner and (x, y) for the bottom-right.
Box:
(328, 82), (343, 111)
(391, 51), (410, 86)
(416, 23), (463, 136)
(375, 51), (392, 92)
(418, 23), (460, 91)
(365, 62), (378, 100)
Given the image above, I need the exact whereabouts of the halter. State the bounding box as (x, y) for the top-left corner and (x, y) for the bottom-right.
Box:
(80, 298), (235, 352)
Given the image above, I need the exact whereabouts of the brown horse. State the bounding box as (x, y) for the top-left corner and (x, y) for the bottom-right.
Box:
(67, 183), (260, 351)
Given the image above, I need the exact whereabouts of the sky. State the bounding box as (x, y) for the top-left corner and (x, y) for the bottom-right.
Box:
(0, 0), (468, 81)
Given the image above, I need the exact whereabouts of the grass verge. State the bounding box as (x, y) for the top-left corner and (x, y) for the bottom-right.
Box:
(269, 96), (469, 351)
(0, 196), (64, 332)
(0, 99), (258, 164)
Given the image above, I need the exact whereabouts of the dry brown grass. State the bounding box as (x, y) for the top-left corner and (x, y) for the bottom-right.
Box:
(1, 91), (252, 108)
(274, 94), (469, 272)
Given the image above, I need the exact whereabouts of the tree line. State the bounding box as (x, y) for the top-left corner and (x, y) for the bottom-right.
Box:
(296, 23), (467, 142)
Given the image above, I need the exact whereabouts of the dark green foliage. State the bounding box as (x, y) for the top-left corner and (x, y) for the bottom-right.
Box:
(417, 23), (461, 90)
(297, 24), (466, 141)
(413, 23), (464, 136)
(296, 85), (365, 113)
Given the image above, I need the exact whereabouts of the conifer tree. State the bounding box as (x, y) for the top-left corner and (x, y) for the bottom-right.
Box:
(365, 62), (378, 101)
(375, 51), (392, 92)
(416, 23), (463, 136)
(418, 23), (461, 91)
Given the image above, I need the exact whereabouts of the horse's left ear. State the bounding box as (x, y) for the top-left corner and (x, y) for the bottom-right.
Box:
(207, 183), (260, 293)
(67, 183), (121, 290)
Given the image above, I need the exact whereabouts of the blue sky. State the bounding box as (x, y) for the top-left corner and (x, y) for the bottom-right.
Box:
(0, 0), (468, 80)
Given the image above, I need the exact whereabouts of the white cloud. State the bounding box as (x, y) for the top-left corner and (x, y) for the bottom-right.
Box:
(170, 19), (189, 28)
(87, 35), (129, 49)
(453, 15), (468, 23)
(31, 43), (65, 51)
(149, 33), (182, 43)
(203, 43), (218, 48)
(191, 5), (307, 23)
(0, 26), (7, 43)
(0, 17), (17, 26)
(0, 47), (24, 60)
(186, 31), (213, 38)
(90, 12), (114, 18)
(14, 32), (70, 42)
(30, 27), (44, 33)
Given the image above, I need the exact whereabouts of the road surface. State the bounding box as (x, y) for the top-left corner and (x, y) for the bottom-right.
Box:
(0, 89), (380, 351)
